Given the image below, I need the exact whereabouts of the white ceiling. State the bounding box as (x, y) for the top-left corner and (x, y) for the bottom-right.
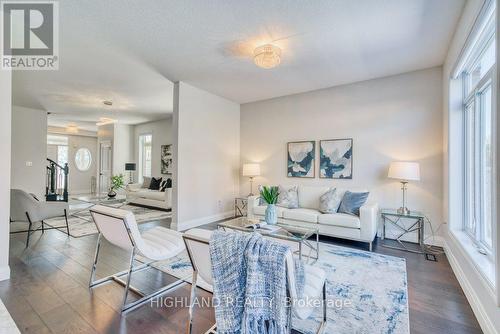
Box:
(13, 0), (465, 129)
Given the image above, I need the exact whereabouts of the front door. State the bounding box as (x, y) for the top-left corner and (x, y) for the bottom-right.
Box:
(99, 141), (112, 194)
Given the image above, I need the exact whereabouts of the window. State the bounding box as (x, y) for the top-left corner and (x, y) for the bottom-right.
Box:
(138, 134), (152, 183)
(74, 148), (92, 171)
(457, 6), (496, 254)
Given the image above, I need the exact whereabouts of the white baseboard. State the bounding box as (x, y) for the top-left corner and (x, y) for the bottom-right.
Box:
(177, 211), (234, 231)
(444, 237), (498, 334)
(0, 265), (10, 281)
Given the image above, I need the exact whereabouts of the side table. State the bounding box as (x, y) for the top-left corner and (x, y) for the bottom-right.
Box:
(234, 197), (248, 217)
(381, 209), (425, 254)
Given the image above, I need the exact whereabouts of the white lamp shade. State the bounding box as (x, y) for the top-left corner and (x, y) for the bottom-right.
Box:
(242, 163), (260, 177)
(388, 162), (420, 181)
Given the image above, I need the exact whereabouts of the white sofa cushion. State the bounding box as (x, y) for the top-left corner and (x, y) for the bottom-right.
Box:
(318, 213), (361, 229)
(283, 208), (320, 223)
(253, 205), (286, 218)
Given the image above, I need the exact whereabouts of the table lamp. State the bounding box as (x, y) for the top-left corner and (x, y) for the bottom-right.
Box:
(125, 163), (136, 184)
(388, 161), (420, 215)
(242, 163), (260, 196)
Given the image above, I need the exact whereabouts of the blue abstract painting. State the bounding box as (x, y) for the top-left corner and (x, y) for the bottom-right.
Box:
(287, 141), (315, 178)
(320, 139), (353, 179)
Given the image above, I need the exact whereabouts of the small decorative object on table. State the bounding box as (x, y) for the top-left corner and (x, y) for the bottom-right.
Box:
(108, 174), (125, 198)
(260, 185), (279, 225)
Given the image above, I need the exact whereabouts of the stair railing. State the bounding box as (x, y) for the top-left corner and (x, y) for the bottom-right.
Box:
(46, 158), (69, 202)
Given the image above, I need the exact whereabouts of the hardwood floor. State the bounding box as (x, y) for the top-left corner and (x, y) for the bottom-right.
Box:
(0, 218), (482, 334)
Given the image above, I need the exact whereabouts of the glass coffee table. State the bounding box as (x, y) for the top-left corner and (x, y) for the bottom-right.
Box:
(217, 217), (319, 262)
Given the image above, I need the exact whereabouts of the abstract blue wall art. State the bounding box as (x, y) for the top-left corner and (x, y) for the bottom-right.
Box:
(320, 139), (353, 179)
(287, 141), (315, 178)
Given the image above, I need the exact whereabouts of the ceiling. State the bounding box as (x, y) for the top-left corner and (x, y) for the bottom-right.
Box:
(13, 0), (465, 130)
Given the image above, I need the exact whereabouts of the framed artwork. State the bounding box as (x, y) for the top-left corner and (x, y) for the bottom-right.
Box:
(161, 144), (173, 174)
(319, 139), (353, 179)
(287, 141), (315, 178)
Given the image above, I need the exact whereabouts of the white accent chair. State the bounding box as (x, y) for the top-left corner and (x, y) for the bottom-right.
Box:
(10, 189), (70, 248)
(89, 205), (186, 314)
(183, 228), (327, 334)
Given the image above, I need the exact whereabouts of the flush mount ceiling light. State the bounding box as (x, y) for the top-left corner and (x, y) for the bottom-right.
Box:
(66, 124), (79, 134)
(103, 100), (113, 106)
(254, 44), (281, 69)
(96, 117), (116, 126)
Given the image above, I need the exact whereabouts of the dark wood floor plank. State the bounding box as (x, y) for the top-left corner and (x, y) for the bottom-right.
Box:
(3, 218), (482, 334)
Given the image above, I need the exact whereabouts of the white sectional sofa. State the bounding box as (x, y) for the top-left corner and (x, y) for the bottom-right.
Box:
(247, 185), (379, 250)
(125, 183), (172, 210)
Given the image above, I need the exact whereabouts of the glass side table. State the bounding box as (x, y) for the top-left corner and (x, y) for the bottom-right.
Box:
(381, 209), (425, 254)
(234, 197), (248, 217)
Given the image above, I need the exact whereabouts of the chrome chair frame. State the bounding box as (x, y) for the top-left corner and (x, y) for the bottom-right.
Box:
(182, 233), (327, 334)
(89, 209), (187, 314)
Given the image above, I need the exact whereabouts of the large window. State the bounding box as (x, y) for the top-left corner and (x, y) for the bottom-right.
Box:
(458, 7), (495, 254)
(138, 134), (152, 183)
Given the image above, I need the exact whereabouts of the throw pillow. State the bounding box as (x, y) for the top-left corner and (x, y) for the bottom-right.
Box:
(319, 188), (343, 213)
(276, 185), (299, 209)
(149, 177), (162, 190)
(338, 191), (369, 216)
(160, 178), (172, 192)
(142, 176), (152, 188)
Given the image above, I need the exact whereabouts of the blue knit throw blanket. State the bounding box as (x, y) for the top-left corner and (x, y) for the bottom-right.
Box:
(209, 231), (305, 334)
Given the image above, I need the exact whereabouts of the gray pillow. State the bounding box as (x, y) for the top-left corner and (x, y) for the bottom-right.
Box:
(277, 185), (299, 209)
(338, 191), (369, 216)
(142, 176), (152, 188)
(319, 188), (343, 213)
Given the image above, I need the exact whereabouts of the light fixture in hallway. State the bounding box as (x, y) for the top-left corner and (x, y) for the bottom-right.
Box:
(66, 124), (79, 134)
(96, 117), (116, 126)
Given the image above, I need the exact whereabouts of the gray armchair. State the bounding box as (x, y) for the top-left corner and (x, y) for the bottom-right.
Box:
(10, 189), (70, 247)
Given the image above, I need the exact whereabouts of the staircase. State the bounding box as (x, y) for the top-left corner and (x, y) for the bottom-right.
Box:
(46, 158), (69, 202)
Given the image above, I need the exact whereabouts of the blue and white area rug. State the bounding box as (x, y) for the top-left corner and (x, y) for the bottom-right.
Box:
(152, 242), (409, 334)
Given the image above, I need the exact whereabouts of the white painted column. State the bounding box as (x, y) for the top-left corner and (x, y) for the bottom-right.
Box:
(0, 68), (12, 281)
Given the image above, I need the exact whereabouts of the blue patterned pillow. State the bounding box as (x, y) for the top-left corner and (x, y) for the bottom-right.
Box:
(338, 191), (369, 216)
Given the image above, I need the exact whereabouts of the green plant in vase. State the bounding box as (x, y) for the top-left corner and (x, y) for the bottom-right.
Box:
(260, 185), (279, 225)
(108, 174), (125, 198)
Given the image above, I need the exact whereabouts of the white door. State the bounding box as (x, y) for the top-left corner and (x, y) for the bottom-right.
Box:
(99, 141), (112, 194)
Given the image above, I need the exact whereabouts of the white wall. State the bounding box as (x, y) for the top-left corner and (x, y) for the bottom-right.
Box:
(0, 69), (11, 281)
(442, 0), (500, 333)
(113, 124), (134, 177)
(134, 118), (173, 179)
(173, 82), (240, 230)
(240, 67), (443, 242)
(11, 106), (47, 198)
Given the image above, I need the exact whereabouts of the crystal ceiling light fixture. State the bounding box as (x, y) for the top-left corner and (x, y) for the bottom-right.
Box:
(254, 44), (281, 69)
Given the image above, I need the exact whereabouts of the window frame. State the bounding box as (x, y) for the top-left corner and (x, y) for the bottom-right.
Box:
(138, 133), (153, 184)
(461, 62), (495, 257)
